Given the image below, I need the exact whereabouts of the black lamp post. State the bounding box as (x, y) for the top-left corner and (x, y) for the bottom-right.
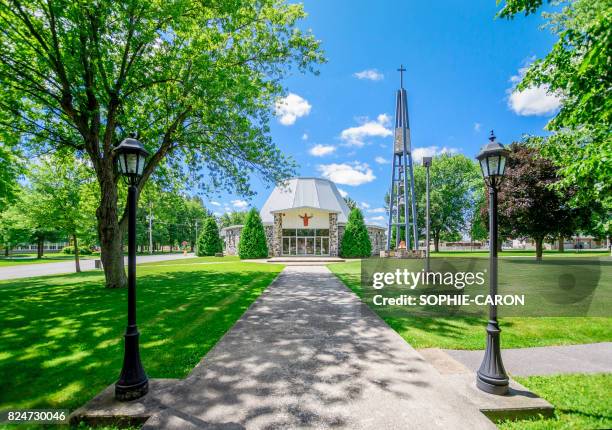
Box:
(475, 130), (510, 395)
(114, 133), (149, 401)
(422, 156), (432, 271)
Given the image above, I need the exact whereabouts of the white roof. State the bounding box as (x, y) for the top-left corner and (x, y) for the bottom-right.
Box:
(260, 177), (351, 223)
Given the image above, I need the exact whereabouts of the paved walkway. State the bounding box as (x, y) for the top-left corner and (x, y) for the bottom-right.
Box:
(142, 266), (495, 429)
(444, 342), (612, 377)
(0, 253), (194, 280)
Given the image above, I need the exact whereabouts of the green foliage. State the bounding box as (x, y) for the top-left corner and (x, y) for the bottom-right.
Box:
(497, 143), (586, 258)
(0, 0), (324, 286)
(238, 209), (269, 259)
(0, 142), (23, 212)
(218, 211), (249, 229)
(344, 196), (358, 210)
(62, 246), (92, 255)
(197, 218), (223, 256)
(340, 208), (371, 258)
(501, 0), (611, 227)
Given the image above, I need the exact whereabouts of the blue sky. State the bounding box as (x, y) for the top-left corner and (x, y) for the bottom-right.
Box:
(207, 1), (560, 225)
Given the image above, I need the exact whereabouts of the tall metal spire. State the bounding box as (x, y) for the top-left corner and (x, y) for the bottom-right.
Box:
(386, 65), (418, 252)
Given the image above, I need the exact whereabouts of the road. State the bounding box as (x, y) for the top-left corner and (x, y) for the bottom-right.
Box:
(0, 253), (195, 281)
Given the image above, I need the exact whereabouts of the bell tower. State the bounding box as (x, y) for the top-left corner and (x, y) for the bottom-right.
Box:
(386, 65), (418, 251)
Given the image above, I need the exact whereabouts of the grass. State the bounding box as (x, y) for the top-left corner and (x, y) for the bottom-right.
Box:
(0, 257), (283, 416)
(498, 373), (612, 429)
(0, 255), (95, 267)
(432, 250), (609, 258)
(328, 260), (612, 349)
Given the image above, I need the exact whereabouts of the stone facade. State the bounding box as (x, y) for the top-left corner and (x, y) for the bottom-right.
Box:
(329, 213), (338, 257)
(222, 226), (242, 255)
(273, 213), (283, 257)
(264, 225), (274, 256)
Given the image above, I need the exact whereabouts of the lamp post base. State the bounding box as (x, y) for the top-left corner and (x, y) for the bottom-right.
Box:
(115, 379), (149, 402)
(476, 320), (509, 396)
(476, 373), (509, 395)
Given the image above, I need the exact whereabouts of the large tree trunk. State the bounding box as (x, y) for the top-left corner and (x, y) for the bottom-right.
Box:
(96, 168), (127, 289)
(497, 238), (503, 253)
(4, 246), (8, 257)
(73, 234), (81, 273)
(433, 235), (440, 253)
(558, 234), (564, 253)
(37, 238), (43, 259)
(535, 237), (544, 261)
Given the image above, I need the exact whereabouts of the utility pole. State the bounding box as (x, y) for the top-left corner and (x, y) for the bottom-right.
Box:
(423, 157), (432, 270)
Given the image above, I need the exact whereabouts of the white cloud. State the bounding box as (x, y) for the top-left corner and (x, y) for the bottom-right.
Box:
(309, 144), (336, 157)
(210, 201), (221, 207)
(412, 146), (458, 163)
(317, 162), (376, 186)
(360, 202), (370, 209)
(275, 93), (312, 125)
(231, 199), (248, 209)
(354, 69), (384, 81)
(340, 114), (392, 147)
(507, 66), (561, 116)
(213, 211), (222, 216)
(302, 133), (308, 140)
(366, 215), (386, 226)
(473, 122), (482, 132)
(375, 156), (390, 164)
(367, 207), (386, 214)
(338, 188), (348, 198)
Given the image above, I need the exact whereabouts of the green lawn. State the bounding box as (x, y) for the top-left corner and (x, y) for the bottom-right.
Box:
(0, 254), (95, 267)
(328, 260), (612, 349)
(0, 257), (282, 414)
(431, 250), (609, 258)
(498, 373), (612, 429)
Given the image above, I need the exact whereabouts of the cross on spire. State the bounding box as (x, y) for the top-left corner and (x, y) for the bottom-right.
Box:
(397, 64), (406, 88)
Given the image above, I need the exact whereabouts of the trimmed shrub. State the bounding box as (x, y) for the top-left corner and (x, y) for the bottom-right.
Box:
(197, 218), (223, 256)
(340, 208), (372, 258)
(62, 246), (93, 255)
(238, 208), (269, 259)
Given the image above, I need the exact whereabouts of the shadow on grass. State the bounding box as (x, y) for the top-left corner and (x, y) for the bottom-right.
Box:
(0, 262), (282, 413)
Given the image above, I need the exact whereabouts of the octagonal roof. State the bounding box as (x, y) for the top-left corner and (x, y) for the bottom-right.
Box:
(260, 177), (350, 223)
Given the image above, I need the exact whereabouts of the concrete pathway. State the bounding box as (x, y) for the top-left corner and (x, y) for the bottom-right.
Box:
(444, 342), (612, 377)
(0, 253), (194, 281)
(142, 265), (495, 429)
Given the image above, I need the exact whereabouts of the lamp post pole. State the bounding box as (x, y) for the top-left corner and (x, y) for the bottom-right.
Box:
(114, 134), (149, 401)
(476, 131), (509, 395)
(423, 157), (432, 271)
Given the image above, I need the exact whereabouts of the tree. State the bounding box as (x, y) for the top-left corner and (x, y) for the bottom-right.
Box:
(219, 211), (249, 229)
(340, 208), (371, 258)
(0, 204), (30, 256)
(0, 142), (22, 212)
(197, 218), (223, 257)
(497, 144), (579, 260)
(25, 155), (97, 271)
(344, 196), (357, 210)
(415, 154), (482, 252)
(0, 0), (323, 287)
(238, 208), (268, 259)
(499, 0), (611, 237)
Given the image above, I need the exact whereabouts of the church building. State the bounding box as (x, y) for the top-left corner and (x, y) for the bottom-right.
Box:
(222, 177), (386, 257)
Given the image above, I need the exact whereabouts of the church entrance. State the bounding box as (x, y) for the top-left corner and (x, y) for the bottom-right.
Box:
(282, 229), (330, 256)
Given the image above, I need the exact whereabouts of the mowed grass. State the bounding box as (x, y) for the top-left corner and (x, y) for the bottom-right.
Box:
(0, 254), (95, 267)
(0, 257), (283, 413)
(498, 373), (612, 429)
(328, 260), (612, 349)
(432, 250), (609, 258)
